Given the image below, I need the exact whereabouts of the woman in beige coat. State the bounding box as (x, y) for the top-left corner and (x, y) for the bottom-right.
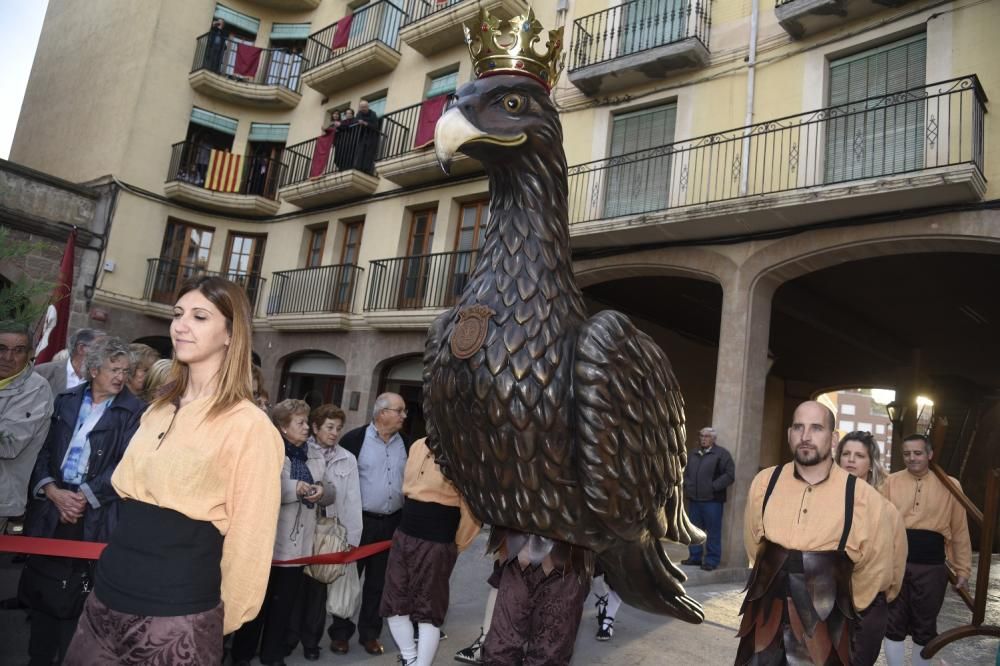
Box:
(232, 399), (333, 666)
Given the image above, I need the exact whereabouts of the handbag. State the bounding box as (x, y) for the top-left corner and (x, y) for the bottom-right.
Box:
(304, 510), (348, 584)
(326, 559), (361, 619)
(18, 555), (93, 619)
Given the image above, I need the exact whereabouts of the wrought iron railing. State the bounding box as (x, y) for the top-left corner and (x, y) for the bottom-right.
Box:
(167, 141), (287, 201)
(401, 0), (464, 26)
(304, 0), (407, 71)
(267, 264), (364, 315)
(281, 125), (383, 187)
(365, 250), (479, 311)
(570, 0), (711, 71)
(144, 258), (266, 312)
(191, 33), (307, 92)
(567, 76), (987, 225)
(378, 102), (424, 160)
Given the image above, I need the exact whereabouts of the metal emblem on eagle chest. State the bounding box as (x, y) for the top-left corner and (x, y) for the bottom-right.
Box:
(450, 304), (496, 359)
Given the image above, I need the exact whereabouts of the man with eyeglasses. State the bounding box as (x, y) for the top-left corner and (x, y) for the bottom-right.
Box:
(329, 392), (412, 656)
(0, 322), (53, 536)
(34, 328), (104, 400)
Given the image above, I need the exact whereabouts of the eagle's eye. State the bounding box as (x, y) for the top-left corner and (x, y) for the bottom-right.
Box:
(501, 93), (527, 113)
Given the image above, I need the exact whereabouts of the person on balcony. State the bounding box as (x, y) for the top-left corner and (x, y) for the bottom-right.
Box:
(353, 99), (380, 175)
(206, 18), (228, 73)
(334, 108), (357, 172)
(881, 433), (972, 666)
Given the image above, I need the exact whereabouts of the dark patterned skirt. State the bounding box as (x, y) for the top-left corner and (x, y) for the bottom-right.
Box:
(64, 592), (223, 665)
(379, 529), (458, 626)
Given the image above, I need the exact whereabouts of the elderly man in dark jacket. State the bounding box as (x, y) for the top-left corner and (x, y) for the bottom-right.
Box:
(21, 336), (143, 666)
(681, 426), (735, 571)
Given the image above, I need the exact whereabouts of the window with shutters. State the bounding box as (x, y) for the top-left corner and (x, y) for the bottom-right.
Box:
(450, 199), (488, 297)
(399, 209), (436, 308)
(618, 0), (688, 58)
(825, 34), (926, 184)
(223, 232), (267, 305)
(604, 103), (676, 218)
(306, 225), (327, 268)
(426, 69), (459, 99)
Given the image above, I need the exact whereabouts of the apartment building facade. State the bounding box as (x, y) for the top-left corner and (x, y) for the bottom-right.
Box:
(10, 0), (999, 566)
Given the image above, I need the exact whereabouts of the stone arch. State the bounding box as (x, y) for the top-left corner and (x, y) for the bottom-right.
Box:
(573, 245), (735, 289)
(375, 353), (425, 441)
(277, 349), (348, 409)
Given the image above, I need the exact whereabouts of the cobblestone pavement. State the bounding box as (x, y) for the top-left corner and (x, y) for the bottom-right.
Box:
(2, 535), (996, 664)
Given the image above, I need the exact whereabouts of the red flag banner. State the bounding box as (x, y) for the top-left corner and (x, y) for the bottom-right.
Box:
(310, 128), (336, 178)
(331, 14), (353, 50)
(34, 228), (76, 364)
(414, 94), (449, 150)
(205, 150), (244, 192)
(0, 534), (392, 566)
(234, 43), (262, 78)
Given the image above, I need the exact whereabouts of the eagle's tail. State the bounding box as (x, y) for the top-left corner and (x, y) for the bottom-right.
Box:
(598, 536), (704, 624)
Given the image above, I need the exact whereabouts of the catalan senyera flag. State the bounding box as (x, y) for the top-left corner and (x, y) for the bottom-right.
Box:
(205, 150), (244, 192)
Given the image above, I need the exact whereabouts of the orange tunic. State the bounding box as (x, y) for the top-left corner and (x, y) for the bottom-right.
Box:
(112, 397), (284, 634)
(744, 463), (896, 610)
(403, 438), (481, 551)
(882, 470), (972, 579)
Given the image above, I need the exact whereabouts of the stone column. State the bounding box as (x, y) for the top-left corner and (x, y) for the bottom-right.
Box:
(712, 269), (778, 568)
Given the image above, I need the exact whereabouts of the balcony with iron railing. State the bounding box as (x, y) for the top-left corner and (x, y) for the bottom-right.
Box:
(566, 76), (987, 248)
(302, 1), (407, 95)
(376, 101), (482, 186)
(568, 0), (711, 96)
(279, 126), (381, 207)
(164, 141), (286, 215)
(188, 33), (306, 108)
(775, 0), (913, 40)
(266, 263), (364, 328)
(364, 250), (478, 327)
(398, 0), (528, 56)
(143, 258), (267, 315)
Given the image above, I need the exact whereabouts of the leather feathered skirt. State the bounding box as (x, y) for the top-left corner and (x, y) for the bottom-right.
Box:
(736, 541), (855, 665)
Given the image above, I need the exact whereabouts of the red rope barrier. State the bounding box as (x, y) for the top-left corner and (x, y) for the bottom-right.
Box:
(0, 535), (391, 566)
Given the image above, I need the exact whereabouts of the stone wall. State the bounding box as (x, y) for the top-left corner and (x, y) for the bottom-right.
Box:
(0, 159), (113, 338)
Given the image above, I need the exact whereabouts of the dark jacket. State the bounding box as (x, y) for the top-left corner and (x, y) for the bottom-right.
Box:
(339, 423), (412, 461)
(683, 444), (736, 503)
(24, 383), (145, 543)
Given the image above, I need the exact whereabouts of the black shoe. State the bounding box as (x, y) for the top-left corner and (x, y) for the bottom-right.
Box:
(455, 628), (484, 664)
(596, 617), (614, 642)
(304, 646), (321, 661)
(701, 564), (717, 571)
(681, 558), (702, 566)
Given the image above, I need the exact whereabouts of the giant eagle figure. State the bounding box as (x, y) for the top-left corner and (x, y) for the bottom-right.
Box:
(424, 8), (704, 623)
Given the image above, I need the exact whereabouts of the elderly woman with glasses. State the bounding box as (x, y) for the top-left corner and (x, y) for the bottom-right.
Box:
(836, 430), (908, 666)
(22, 336), (144, 666)
(232, 399), (333, 666)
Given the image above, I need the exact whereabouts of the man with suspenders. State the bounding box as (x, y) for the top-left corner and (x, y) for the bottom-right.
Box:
(737, 401), (896, 664)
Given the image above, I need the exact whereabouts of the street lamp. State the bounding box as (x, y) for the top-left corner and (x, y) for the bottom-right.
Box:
(885, 400), (904, 426)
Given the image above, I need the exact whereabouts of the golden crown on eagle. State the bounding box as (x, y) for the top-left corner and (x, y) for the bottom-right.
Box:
(463, 8), (564, 90)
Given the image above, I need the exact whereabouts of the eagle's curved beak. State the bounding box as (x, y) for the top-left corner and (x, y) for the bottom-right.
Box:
(434, 106), (526, 174)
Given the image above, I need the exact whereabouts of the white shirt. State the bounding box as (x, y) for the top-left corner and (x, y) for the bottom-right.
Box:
(65, 358), (86, 390)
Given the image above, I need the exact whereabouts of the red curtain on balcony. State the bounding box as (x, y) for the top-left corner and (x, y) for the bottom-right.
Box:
(310, 128), (336, 178)
(414, 94), (448, 149)
(234, 43), (262, 77)
(331, 15), (353, 49)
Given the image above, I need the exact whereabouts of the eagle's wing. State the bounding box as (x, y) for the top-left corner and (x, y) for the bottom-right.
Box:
(422, 311), (451, 473)
(574, 310), (701, 545)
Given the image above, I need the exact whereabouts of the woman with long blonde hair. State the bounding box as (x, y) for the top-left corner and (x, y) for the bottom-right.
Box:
(837, 431), (907, 666)
(65, 276), (284, 664)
